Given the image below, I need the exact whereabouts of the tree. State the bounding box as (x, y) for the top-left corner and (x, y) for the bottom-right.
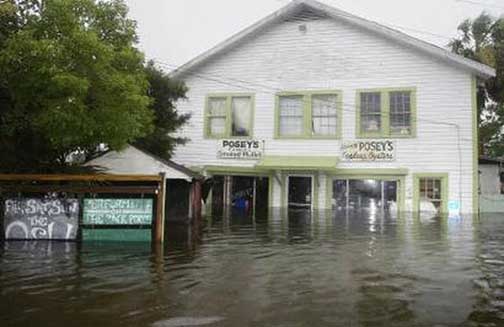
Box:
(450, 13), (504, 157)
(0, 0), (153, 172)
(134, 62), (190, 161)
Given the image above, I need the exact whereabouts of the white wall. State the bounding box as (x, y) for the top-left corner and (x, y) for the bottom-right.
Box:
(172, 15), (476, 211)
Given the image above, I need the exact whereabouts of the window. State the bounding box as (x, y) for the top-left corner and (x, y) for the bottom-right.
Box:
(312, 94), (338, 136)
(419, 178), (443, 209)
(360, 92), (381, 133)
(357, 88), (416, 138)
(331, 178), (398, 212)
(276, 91), (341, 138)
(279, 95), (304, 136)
(205, 94), (253, 138)
(390, 91), (412, 135)
(414, 173), (448, 214)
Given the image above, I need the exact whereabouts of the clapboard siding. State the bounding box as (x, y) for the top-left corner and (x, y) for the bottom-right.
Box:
(172, 16), (476, 212)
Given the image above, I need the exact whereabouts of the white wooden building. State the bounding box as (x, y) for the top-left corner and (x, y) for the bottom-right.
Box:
(170, 0), (495, 215)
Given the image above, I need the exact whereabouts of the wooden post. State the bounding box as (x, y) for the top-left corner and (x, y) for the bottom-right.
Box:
(192, 179), (202, 222)
(154, 173), (166, 243)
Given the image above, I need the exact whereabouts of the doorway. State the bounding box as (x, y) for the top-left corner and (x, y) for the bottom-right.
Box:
(211, 175), (270, 218)
(288, 176), (312, 209)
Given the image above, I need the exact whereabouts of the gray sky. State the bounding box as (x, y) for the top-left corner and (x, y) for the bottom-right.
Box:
(124, 0), (503, 69)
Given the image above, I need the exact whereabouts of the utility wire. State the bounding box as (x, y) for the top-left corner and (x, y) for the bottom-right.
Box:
(154, 56), (471, 207)
(455, 0), (504, 10)
(155, 58), (468, 203)
(154, 59), (464, 128)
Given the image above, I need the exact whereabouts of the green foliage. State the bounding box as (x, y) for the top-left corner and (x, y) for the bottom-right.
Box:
(0, 0), (153, 172)
(133, 62), (190, 161)
(450, 12), (504, 157)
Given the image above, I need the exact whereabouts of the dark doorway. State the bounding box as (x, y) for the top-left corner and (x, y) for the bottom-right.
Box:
(165, 180), (191, 222)
(231, 176), (254, 217)
(288, 176), (312, 209)
(211, 175), (269, 218)
(211, 176), (225, 217)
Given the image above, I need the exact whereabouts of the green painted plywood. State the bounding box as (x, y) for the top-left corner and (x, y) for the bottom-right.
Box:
(83, 199), (154, 225)
(82, 229), (151, 242)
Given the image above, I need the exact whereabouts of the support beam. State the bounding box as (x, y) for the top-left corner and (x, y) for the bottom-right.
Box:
(154, 173), (166, 243)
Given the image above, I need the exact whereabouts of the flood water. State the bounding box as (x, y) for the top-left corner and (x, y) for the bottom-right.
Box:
(1, 211), (504, 327)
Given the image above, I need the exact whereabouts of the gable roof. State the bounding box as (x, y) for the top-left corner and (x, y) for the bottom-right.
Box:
(85, 145), (201, 181)
(170, 0), (496, 80)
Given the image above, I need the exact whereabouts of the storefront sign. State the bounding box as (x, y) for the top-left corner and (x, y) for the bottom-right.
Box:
(83, 199), (153, 225)
(341, 140), (396, 161)
(4, 198), (79, 240)
(217, 139), (264, 160)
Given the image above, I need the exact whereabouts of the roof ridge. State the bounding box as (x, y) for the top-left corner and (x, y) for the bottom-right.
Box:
(169, 0), (495, 79)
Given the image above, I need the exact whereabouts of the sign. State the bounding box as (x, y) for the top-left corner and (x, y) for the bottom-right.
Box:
(83, 198), (153, 225)
(448, 200), (461, 219)
(217, 139), (264, 160)
(341, 140), (396, 162)
(4, 198), (79, 240)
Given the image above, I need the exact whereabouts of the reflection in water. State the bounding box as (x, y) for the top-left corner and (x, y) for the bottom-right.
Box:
(0, 211), (503, 326)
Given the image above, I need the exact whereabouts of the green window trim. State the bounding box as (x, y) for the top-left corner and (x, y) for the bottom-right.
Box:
(471, 76), (479, 214)
(274, 90), (343, 140)
(412, 173), (449, 214)
(356, 87), (417, 139)
(204, 93), (255, 139)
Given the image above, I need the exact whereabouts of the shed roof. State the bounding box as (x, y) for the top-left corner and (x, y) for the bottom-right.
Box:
(170, 0), (495, 80)
(85, 145), (200, 181)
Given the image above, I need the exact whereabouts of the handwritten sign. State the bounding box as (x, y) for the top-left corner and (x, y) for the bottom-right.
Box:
(341, 140), (395, 162)
(83, 199), (153, 225)
(217, 139), (264, 160)
(4, 198), (79, 240)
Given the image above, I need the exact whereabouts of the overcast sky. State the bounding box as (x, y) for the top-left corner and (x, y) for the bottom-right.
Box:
(124, 0), (504, 70)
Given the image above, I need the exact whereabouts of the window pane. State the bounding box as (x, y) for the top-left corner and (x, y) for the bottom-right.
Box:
(208, 97), (227, 116)
(312, 94), (338, 136)
(208, 97), (227, 136)
(231, 97), (252, 136)
(360, 92), (381, 132)
(390, 91), (411, 135)
(419, 178), (443, 212)
(279, 95), (304, 136)
(209, 117), (226, 135)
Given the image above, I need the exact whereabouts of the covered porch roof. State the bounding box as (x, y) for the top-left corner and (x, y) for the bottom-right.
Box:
(255, 155), (339, 171)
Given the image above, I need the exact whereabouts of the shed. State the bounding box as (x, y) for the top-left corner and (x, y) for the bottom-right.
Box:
(86, 145), (203, 222)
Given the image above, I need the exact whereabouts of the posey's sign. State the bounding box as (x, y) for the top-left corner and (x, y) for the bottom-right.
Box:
(218, 139), (264, 160)
(342, 140), (395, 161)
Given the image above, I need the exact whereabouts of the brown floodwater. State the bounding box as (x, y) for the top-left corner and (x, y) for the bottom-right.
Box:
(1, 210), (504, 327)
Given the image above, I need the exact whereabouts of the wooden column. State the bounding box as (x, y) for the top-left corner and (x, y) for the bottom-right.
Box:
(154, 173), (166, 243)
(192, 179), (202, 222)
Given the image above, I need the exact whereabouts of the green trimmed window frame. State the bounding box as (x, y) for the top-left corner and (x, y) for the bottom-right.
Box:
(274, 90), (343, 139)
(204, 93), (255, 139)
(356, 87), (417, 138)
(413, 173), (449, 214)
